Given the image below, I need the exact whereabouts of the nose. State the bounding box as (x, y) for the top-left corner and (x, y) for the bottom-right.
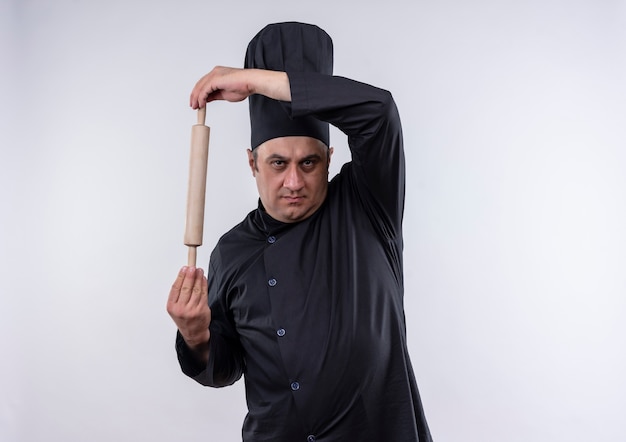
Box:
(283, 164), (304, 191)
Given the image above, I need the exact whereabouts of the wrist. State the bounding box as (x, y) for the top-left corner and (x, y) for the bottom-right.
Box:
(182, 329), (210, 349)
(182, 329), (211, 366)
(250, 69), (291, 102)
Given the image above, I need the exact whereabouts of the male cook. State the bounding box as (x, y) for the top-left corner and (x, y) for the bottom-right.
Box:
(167, 22), (433, 441)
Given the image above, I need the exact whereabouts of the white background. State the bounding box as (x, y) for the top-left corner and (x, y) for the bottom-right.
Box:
(2, 1), (625, 441)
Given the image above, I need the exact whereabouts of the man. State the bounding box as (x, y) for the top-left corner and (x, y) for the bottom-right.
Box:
(167, 22), (433, 441)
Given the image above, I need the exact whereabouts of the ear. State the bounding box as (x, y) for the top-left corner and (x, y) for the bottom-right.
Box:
(327, 146), (334, 167)
(247, 149), (256, 176)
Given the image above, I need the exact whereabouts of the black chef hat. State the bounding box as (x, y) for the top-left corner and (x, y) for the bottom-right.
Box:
(244, 22), (333, 150)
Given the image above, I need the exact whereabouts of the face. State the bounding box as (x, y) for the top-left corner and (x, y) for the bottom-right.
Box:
(248, 136), (333, 223)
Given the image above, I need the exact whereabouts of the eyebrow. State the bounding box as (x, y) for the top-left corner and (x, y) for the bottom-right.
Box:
(266, 153), (288, 162)
(265, 153), (323, 163)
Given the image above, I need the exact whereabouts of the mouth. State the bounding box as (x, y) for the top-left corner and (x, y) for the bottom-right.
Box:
(282, 195), (304, 204)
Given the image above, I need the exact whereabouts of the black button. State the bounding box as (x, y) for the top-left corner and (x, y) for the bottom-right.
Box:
(307, 436), (316, 442)
(268, 236), (276, 244)
(290, 381), (300, 391)
(268, 278), (277, 287)
(277, 328), (286, 337)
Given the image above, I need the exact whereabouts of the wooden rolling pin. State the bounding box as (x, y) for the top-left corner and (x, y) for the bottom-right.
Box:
(184, 107), (210, 267)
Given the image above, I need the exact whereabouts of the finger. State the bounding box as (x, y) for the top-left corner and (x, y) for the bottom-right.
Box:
(190, 72), (212, 108)
(190, 84), (203, 109)
(192, 269), (208, 308)
(190, 267), (205, 306)
(178, 266), (197, 305)
(167, 266), (188, 305)
(190, 81), (200, 108)
(190, 91), (203, 109)
(205, 88), (224, 104)
(201, 272), (208, 306)
(191, 88), (211, 109)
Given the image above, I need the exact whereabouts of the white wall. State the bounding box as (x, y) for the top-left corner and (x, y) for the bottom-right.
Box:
(2, 1), (625, 441)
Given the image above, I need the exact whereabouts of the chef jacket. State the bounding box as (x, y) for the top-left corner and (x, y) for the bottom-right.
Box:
(176, 71), (433, 442)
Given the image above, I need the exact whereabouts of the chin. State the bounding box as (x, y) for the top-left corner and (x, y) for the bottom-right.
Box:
(280, 209), (307, 223)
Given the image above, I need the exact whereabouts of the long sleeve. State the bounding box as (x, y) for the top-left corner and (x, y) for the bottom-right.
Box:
(287, 71), (406, 239)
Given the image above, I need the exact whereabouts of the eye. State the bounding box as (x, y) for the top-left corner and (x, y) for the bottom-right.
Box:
(301, 159), (317, 168)
(271, 159), (285, 168)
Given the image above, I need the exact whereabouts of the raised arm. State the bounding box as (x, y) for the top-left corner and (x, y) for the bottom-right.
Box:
(189, 67), (291, 109)
(288, 71), (405, 236)
(190, 66), (405, 235)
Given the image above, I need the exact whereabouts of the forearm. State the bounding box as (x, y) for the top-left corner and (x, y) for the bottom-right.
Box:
(288, 71), (398, 141)
(288, 71), (405, 230)
(190, 67), (291, 109)
(249, 69), (291, 102)
(176, 329), (244, 387)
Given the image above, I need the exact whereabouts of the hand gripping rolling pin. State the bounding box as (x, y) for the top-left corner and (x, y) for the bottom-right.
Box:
(184, 107), (210, 267)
